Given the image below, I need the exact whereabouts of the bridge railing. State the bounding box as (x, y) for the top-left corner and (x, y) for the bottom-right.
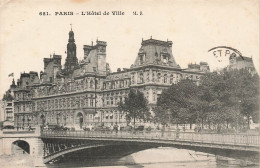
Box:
(41, 130), (259, 147)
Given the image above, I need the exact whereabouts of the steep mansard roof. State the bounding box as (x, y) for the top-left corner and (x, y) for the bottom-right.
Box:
(132, 38), (180, 69)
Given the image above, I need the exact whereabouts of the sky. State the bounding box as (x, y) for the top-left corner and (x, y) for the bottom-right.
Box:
(0, 0), (259, 98)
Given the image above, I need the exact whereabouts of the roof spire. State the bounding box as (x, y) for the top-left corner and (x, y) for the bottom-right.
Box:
(150, 36), (152, 39)
(70, 23), (72, 31)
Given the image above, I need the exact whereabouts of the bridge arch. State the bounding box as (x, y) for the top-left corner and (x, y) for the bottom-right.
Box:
(43, 144), (105, 163)
(12, 140), (30, 155)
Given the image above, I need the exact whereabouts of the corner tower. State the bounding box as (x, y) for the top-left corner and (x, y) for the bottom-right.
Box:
(64, 27), (78, 73)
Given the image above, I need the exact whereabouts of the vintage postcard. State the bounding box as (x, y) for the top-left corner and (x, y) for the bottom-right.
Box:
(0, 0), (259, 167)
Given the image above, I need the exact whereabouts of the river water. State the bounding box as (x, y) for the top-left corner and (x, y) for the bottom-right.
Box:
(46, 147), (259, 168)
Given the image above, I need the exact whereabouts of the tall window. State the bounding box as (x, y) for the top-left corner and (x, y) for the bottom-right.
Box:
(90, 99), (94, 107)
(111, 98), (114, 105)
(163, 74), (168, 83)
(90, 80), (94, 88)
(153, 91), (156, 101)
(170, 74), (173, 84)
(162, 55), (168, 64)
(152, 72), (155, 82)
(85, 97), (88, 107)
(85, 79), (88, 89)
(146, 71), (150, 82)
(112, 82), (115, 89)
(139, 54), (144, 64)
(139, 73), (144, 83)
(106, 98), (109, 105)
(157, 73), (161, 83)
(131, 75), (135, 84)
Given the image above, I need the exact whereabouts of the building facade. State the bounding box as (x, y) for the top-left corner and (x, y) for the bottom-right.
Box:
(2, 79), (16, 127)
(228, 54), (256, 74)
(10, 29), (210, 129)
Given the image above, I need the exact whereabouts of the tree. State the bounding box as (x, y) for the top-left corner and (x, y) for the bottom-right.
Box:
(199, 69), (259, 130)
(154, 79), (200, 129)
(234, 69), (259, 127)
(155, 68), (259, 131)
(118, 89), (150, 128)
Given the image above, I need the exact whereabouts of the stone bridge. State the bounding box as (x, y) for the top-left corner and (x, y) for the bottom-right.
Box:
(41, 130), (259, 163)
(0, 129), (259, 165)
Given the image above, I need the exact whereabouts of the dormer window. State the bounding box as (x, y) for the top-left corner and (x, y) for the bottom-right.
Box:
(139, 54), (145, 65)
(162, 54), (169, 64)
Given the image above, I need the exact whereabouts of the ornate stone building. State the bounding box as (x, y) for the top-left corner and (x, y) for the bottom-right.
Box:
(11, 29), (209, 129)
(2, 79), (16, 127)
(228, 54), (256, 74)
